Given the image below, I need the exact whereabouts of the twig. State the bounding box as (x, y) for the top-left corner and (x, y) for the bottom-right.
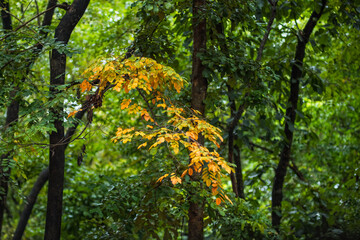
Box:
(257, 0), (278, 61)
(136, 87), (159, 125)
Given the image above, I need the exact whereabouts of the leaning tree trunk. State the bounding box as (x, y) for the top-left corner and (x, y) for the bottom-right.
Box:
(271, 0), (327, 231)
(188, 0), (207, 239)
(44, 1), (90, 239)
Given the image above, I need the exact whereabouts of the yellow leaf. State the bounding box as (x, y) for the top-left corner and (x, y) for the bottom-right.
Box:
(225, 194), (233, 205)
(170, 176), (182, 185)
(173, 82), (181, 93)
(191, 108), (202, 115)
(157, 103), (167, 109)
(157, 173), (169, 183)
(146, 125), (153, 129)
(137, 142), (147, 149)
(121, 99), (131, 110)
(205, 178), (212, 187)
(139, 74), (149, 81)
(79, 80), (92, 92)
(216, 198), (221, 205)
(186, 131), (198, 140)
(92, 66), (103, 73)
(171, 142), (179, 154)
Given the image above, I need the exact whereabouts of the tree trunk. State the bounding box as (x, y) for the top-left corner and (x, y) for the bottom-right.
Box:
(0, 1), (16, 237)
(0, 1), (58, 237)
(234, 144), (245, 199)
(12, 168), (49, 240)
(256, 0), (278, 62)
(44, 1), (90, 239)
(188, 0), (207, 239)
(13, 104), (86, 240)
(271, 0), (327, 231)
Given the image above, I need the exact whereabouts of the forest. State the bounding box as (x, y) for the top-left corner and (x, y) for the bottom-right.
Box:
(0, 0), (359, 239)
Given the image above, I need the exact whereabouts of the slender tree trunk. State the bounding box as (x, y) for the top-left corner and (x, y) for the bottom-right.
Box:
(44, 1), (90, 239)
(234, 144), (245, 199)
(0, 1), (58, 237)
(271, 0), (327, 230)
(188, 0), (207, 239)
(227, 86), (246, 199)
(256, 0), (278, 62)
(228, 130), (239, 197)
(13, 103), (87, 240)
(12, 168), (49, 240)
(0, 1), (16, 237)
(14, 23), (136, 240)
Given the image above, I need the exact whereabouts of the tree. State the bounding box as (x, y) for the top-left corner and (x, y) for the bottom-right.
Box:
(272, 0), (327, 230)
(45, 1), (90, 239)
(0, 0), (58, 235)
(188, 0), (207, 239)
(1, 0), (359, 239)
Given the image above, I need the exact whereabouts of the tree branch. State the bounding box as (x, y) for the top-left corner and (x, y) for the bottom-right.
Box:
(256, 0), (278, 62)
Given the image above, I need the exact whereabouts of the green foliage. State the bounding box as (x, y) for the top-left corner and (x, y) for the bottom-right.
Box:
(1, 0), (360, 239)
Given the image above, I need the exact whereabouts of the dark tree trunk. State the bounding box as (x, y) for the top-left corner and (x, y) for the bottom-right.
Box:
(227, 83), (247, 199)
(234, 144), (245, 199)
(0, 1), (16, 237)
(188, 0), (207, 239)
(13, 102), (87, 240)
(228, 130), (239, 197)
(44, 1), (90, 239)
(13, 168), (49, 240)
(0, 1), (58, 237)
(227, 104), (247, 199)
(0, 0), (11, 30)
(271, 0), (327, 231)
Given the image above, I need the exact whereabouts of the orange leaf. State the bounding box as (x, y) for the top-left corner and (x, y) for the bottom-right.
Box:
(79, 80), (92, 92)
(67, 110), (79, 119)
(181, 169), (188, 178)
(188, 168), (193, 176)
(121, 99), (131, 110)
(170, 176), (182, 185)
(216, 198), (221, 205)
(186, 131), (198, 140)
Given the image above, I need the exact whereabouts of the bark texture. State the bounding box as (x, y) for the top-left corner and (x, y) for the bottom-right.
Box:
(188, 0), (207, 239)
(0, 1), (15, 237)
(271, 0), (327, 230)
(45, 1), (90, 239)
(234, 144), (245, 199)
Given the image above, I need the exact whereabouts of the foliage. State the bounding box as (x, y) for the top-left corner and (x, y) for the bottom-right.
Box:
(1, 0), (360, 239)
(70, 56), (234, 205)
